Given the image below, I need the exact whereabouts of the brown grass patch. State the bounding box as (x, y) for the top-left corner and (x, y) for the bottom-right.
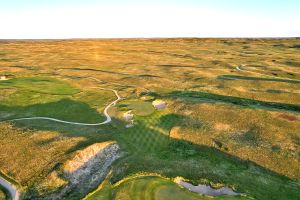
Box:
(0, 123), (85, 186)
(214, 123), (231, 131)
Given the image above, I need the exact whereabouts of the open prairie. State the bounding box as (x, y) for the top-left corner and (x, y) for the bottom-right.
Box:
(0, 38), (299, 200)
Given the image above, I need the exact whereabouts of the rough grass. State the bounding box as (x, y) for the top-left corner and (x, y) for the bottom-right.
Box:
(1, 38), (300, 199)
(107, 107), (300, 200)
(217, 75), (300, 84)
(166, 102), (300, 182)
(0, 123), (84, 187)
(0, 186), (8, 200)
(167, 90), (300, 113)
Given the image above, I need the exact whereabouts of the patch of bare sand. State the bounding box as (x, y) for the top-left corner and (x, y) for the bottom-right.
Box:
(214, 123), (231, 131)
(170, 126), (182, 139)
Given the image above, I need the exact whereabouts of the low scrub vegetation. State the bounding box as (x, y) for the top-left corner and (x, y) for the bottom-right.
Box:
(0, 38), (299, 199)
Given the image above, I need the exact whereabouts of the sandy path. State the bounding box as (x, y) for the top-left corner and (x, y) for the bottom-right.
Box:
(0, 176), (19, 200)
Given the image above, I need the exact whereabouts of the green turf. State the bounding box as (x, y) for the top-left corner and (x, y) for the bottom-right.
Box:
(115, 111), (182, 153)
(0, 98), (105, 123)
(86, 176), (250, 200)
(107, 110), (300, 200)
(129, 101), (155, 116)
(0, 77), (80, 95)
(117, 100), (155, 116)
(0, 77), (116, 123)
(1, 39), (300, 200)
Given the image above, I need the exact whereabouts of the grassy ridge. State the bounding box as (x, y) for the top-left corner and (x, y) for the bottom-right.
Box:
(168, 90), (300, 112)
(0, 39), (300, 199)
(0, 77), (114, 123)
(218, 75), (300, 84)
(0, 77), (80, 95)
(109, 110), (300, 200)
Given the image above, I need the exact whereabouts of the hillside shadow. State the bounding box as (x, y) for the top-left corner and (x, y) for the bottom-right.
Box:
(1, 101), (300, 199)
(0, 98), (116, 155)
(108, 114), (300, 200)
(165, 90), (300, 113)
(0, 98), (105, 123)
(218, 75), (300, 84)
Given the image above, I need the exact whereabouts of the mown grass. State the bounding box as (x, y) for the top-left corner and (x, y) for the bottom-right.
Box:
(0, 77), (117, 123)
(0, 76), (117, 198)
(107, 109), (300, 200)
(0, 98), (105, 123)
(0, 77), (80, 95)
(87, 176), (250, 200)
(117, 100), (155, 116)
(1, 38), (300, 199)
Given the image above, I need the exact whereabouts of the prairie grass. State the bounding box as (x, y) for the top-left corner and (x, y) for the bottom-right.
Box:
(0, 38), (299, 199)
(0, 123), (85, 189)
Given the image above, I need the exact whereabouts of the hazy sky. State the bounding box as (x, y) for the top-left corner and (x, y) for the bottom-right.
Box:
(0, 0), (299, 39)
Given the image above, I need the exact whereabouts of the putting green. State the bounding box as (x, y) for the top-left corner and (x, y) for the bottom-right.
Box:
(86, 176), (249, 200)
(118, 100), (155, 116)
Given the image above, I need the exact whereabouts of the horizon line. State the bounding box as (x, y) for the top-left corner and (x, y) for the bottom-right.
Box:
(0, 37), (299, 41)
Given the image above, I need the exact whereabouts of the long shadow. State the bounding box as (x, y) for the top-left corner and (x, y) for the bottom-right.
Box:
(2, 109), (300, 199)
(0, 100), (119, 199)
(284, 61), (300, 68)
(58, 67), (161, 79)
(0, 98), (105, 123)
(108, 114), (300, 200)
(0, 98), (115, 164)
(165, 90), (300, 113)
(218, 75), (300, 84)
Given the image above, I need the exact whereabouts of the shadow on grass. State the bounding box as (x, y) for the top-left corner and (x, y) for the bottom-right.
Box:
(165, 90), (300, 113)
(2, 105), (300, 199)
(284, 61), (300, 68)
(109, 114), (300, 200)
(0, 98), (115, 156)
(218, 75), (300, 84)
(0, 98), (105, 123)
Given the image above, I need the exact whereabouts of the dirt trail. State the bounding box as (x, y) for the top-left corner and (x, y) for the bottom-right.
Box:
(0, 176), (19, 200)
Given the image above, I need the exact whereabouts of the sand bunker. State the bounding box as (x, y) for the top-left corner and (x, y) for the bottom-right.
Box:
(0, 76), (8, 81)
(123, 111), (134, 121)
(152, 100), (166, 109)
